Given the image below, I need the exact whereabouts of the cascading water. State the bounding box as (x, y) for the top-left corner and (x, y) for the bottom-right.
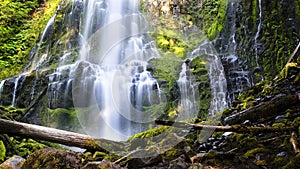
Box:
(0, 80), (5, 103)
(27, 15), (56, 72)
(62, 0), (162, 140)
(177, 62), (199, 120)
(0, 0), (228, 144)
(190, 40), (228, 116)
(217, 0), (253, 105)
(11, 76), (21, 107)
(254, 0), (264, 81)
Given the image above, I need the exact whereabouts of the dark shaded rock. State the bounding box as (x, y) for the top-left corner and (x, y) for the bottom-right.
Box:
(82, 160), (125, 169)
(126, 155), (163, 169)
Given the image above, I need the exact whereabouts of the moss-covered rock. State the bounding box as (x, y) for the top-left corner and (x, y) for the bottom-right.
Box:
(21, 148), (84, 169)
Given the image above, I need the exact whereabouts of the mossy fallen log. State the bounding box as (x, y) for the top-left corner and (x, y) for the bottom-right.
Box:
(155, 120), (296, 133)
(223, 94), (300, 125)
(0, 119), (124, 152)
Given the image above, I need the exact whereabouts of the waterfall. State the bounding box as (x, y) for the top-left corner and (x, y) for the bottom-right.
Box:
(189, 40), (228, 142)
(254, 0), (264, 81)
(0, 80), (5, 102)
(177, 62), (199, 120)
(217, 0), (253, 105)
(0, 0), (229, 143)
(191, 40), (228, 115)
(70, 0), (161, 140)
(27, 15), (56, 72)
(11, 76), (21, 107)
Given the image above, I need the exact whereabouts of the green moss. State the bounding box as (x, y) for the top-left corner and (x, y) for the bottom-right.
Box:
(189, 57), (211, 118)
(21, 148), (84, 168)
(236, 95), (257, 110)
(243, 148), (268, 159)
(0, 0), (62, 80)
(272, 121), (287, 128)
(273, 156), (288, 167)
(162, 147), (184, 161)
(296, 0), (300, 18)
(252, 0), (257, 26)
(282, 153), (300, 169)
(255, 160), (267, 166)
(0, 140), (6, 162)
(276, 63), (300, 80)
(207, 21), (224, 41)
(16, 138), (45, 157)
(47, 108), (80, 131)
(0, 106), (25, 121)
(129, 126), (169, 140)
(204, 0), (227, 40)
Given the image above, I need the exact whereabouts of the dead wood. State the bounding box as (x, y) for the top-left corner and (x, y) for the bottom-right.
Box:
(286, 41), (300, 65)
(155, 120), (296, 133)
(0, 118), (124, 151)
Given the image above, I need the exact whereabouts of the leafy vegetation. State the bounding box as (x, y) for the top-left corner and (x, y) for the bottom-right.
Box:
(0, 0), (61, 80)
(180, 0), (227, 40)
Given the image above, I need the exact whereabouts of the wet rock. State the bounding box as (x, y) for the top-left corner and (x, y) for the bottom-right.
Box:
(126, 155), (163, 169)
(167, 154), (189, 169)
(21, 148), (84, 169)
(0, 156), (25, 169)
(82, 160), (125, 169)
(276, 152), (288, 157)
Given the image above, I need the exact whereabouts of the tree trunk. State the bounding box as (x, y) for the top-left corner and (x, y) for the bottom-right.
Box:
(155, 120), (296, 133)
(0, 119), (124, 151)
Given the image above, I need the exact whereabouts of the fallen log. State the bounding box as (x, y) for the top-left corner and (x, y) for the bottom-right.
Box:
(223, 94), (300, 125)
(155, 120), (296, 133)
(0, 117), (296, 153)
(0, 119), (124, 152)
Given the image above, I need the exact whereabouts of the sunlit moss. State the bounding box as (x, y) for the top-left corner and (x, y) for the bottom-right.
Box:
(129, 126), (169, 140)
(0, 0), (61, 80)
(0, 140), (6, 162)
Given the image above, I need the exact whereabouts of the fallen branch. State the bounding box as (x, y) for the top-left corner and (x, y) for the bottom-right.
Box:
(286, 41), (300, 65)
(114, 149), (144, 164)
(155, 120), (296, 133)
(0, 118), (124, 151)
(290, 132), (300, 154)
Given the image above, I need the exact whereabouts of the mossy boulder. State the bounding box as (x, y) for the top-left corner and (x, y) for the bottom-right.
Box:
(21, 148), (84, 169)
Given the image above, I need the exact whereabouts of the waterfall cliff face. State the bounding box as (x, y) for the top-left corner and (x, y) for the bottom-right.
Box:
(47, 0), (163, 140)
(0, 0), (228, 141)
(216, 0), (253, 105)
(216, 0), (300, 105)
(0, 0), (207, 141)
(9, 0), (294, 141)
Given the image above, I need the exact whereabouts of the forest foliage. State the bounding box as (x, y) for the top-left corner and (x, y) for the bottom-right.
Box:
(0, 0), (61, 80)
